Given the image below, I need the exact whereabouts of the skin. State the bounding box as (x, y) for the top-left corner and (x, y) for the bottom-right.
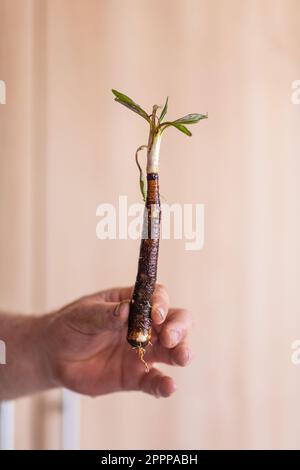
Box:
(0, 284), (193, 400)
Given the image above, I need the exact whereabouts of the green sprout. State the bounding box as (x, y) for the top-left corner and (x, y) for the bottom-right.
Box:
(112, 89), (208, 200)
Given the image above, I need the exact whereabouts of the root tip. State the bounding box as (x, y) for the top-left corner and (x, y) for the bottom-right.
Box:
(137, 346), (149, 373)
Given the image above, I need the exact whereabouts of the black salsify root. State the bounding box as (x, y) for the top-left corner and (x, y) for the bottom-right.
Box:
(127, 173), (161, 371)
(113, 89), (207, 372)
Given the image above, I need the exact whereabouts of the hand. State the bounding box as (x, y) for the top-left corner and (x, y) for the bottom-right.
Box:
(41, 285), (193, 398)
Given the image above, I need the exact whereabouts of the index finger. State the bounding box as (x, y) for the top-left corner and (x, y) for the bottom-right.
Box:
(95, 286), (133, 303)
(151, 283), (170, 325)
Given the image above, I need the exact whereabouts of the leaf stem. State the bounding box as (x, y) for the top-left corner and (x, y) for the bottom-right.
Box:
(135, 145), (148, 201)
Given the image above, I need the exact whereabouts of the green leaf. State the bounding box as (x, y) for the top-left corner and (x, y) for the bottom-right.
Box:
(159, 96), (168, 123)
(112, 89), (150, 122)
(168, 122), (192, 136)
(174, 113), (208, 125)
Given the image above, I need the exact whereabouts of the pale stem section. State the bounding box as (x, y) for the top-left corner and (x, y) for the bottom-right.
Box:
(146, 132), (162, 174)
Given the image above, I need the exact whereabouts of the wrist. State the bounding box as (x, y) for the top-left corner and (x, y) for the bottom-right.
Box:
(15, 313), (58, 396)
(0, 312), (57, 400)
(33, 312), (60, 391)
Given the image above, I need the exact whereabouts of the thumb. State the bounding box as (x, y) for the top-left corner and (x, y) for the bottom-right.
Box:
(98, 300), (130, 331)
(65, 300), (130, 334)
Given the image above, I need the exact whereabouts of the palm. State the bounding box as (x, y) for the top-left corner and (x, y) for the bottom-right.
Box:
(56, 320), (161, 396)
(47, 286), (192, 398)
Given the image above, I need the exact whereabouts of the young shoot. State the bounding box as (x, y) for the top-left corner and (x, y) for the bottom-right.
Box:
(112, 89), (207, 370)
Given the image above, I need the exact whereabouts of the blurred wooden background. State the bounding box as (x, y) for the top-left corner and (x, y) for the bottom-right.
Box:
(1, 0), (300, 449)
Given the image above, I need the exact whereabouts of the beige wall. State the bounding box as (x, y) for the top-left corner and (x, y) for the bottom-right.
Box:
(1, 0), (300, 449)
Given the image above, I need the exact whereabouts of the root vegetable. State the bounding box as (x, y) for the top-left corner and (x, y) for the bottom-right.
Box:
(112, 89), (207, 368)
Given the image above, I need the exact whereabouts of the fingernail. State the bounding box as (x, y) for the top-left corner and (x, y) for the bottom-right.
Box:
(169, 329), (180, 345)
(115, 301), (129, 317)
(156, 306), (165, 321)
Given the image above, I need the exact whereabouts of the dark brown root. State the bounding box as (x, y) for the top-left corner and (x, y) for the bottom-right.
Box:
(127, 173), (160, 359)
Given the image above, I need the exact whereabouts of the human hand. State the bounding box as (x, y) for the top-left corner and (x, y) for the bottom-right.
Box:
(42, 285), (193, 398)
